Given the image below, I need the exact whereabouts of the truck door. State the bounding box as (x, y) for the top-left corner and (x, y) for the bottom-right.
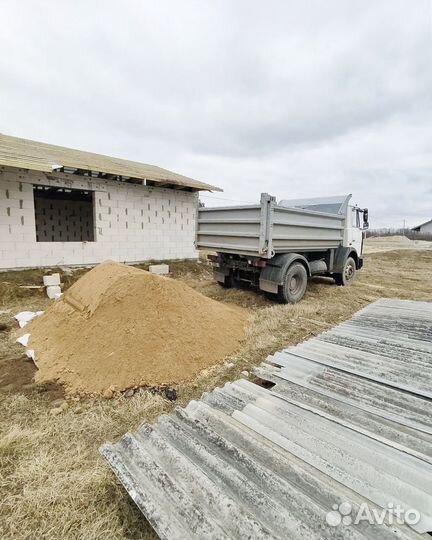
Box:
(347, 206), (363, 256)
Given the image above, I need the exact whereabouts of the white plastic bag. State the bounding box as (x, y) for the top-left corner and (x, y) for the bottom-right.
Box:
(14, 311), (44, 328)
(16, 333), (31, 347)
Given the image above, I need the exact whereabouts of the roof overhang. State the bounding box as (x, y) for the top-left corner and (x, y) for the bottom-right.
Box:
(0, 133), (222, 192)
(411, 219), (432, 231)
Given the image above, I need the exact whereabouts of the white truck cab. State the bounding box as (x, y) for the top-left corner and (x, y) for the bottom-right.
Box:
(346, 205), (365, 257)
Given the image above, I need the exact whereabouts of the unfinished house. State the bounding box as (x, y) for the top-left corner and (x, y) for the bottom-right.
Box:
(0, 134), (220, 269)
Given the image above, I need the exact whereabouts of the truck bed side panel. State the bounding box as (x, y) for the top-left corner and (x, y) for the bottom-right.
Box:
(271, 206), (344, 253)
(197, 198), (345, 258)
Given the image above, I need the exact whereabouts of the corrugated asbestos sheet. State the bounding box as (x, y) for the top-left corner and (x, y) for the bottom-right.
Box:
(0, 133), (221, 191)
(101, 299), (432, 539)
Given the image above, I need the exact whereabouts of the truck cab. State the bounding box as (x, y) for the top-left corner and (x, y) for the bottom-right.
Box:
(346, 204), (366, 261)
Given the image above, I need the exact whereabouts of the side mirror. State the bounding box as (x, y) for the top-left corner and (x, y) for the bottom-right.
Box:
(363, 208), (369, 230)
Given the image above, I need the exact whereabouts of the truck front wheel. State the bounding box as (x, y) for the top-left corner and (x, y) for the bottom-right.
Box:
(334, 256), (356, 286)
(278, 263), (308, 304)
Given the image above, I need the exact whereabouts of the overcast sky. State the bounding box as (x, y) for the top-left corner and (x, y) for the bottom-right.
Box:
(1, 1), (431, 228)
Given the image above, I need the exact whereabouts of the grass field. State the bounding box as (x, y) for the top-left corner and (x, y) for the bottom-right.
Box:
(1, 248), (431, 540)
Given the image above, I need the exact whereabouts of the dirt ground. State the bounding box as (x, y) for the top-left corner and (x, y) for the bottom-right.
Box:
(1, 248), (431, 540)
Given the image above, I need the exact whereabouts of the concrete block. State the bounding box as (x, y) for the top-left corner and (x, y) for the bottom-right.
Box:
(20, 183), (34, 193)
(43, 273), (61, 286)
(2, 171), (18, 182)
(46, 285), (62, 299)
(149, 264), (169, 275)
(8, 190), (24, 201)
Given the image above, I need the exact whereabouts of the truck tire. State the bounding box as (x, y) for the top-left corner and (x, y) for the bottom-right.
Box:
(334, 256), (356, 286)
(278, 263), (308, 304)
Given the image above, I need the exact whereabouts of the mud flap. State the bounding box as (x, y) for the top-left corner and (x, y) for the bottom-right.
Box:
(214, 267), (230, 284)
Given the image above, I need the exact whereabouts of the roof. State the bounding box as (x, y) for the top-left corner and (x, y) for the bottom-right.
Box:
(412, 218), (432, 231)
(0, 133), (221, 192)
(101, 298), (432, 539)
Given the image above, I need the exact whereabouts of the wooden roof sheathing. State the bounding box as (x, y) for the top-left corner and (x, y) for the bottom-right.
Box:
(101, 299), (432, 539)
(0, 133), (221, 191)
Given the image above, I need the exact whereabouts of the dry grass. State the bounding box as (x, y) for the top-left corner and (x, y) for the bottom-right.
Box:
(1, 249), (431, 540)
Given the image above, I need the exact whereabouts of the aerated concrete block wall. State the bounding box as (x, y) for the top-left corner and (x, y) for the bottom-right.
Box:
(0, 166), (199, 269)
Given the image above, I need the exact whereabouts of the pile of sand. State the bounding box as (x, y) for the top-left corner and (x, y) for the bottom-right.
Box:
(26, 261), (247, 396)
(364, 235), (432, 254)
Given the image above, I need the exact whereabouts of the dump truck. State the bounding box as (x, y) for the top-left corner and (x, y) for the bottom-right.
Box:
(197, 193), (369, 303)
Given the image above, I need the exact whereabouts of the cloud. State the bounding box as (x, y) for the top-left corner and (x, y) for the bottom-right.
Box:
(0, 0), (431, 227)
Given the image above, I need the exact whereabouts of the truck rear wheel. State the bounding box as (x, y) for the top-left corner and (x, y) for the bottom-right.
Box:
(278, 263), (307, 304)
(334, 256), (356, 286)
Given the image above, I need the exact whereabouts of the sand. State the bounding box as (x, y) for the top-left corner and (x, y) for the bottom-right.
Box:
(364, 235), (432, 253)
(26, 261), (247, 395)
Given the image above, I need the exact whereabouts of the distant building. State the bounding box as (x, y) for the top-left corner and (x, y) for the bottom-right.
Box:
(0, 134), (221, 269)
(411, 219), (432, 235)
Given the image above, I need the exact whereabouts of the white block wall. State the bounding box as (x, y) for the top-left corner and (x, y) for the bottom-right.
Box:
(0, 166), (199, 269)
